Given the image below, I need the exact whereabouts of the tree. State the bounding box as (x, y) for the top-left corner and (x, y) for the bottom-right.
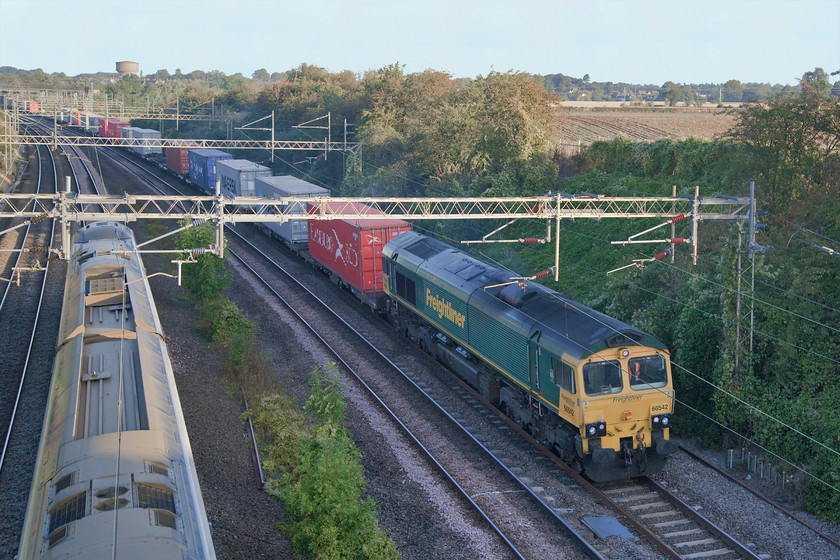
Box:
(176, 221), (230, 302)
(153, 68), (170, 81)
(252, 68), (270, 82)
(801, 67), (832, 98)
(660, 81), (694, 106)
(726, 90), (836, 211)
(723, 79), (744, 102)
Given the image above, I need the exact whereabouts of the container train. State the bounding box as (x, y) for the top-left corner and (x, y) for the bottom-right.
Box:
(57, 112), (677, 482)
(18, 222), (216, 559)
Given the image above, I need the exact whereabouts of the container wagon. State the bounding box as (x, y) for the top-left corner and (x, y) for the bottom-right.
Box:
(165, 146), (196, 177)
(188, 149), (232, 192)
(255, 175), (329, 247)
(215, 159), (271, 198)
(307, 200), (412, 309)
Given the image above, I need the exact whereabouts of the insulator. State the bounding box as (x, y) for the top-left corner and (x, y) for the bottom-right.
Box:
(669, 214), (687, 223)
(654, 250), (671, 261)
(29, 247), (51, 253)
(30, 212), (51, 224)
(191, 218), (206, 226)
(190, 248), (211, 254)
(534, 268), (552, 279)
(522, 238), (541, 244)
(669, 238), (687, 244)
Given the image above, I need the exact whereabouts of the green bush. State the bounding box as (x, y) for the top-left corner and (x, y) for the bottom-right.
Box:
(279, 364), (399, 560)
(244, 391), (308, 476)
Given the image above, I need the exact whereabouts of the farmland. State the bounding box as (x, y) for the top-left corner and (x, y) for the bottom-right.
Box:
(554, 103), (737, 147)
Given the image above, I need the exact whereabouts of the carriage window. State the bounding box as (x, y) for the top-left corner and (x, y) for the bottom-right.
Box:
(583, 360), (622, 395)
(551, 357), (576, 394)
(628, 355), (668, 390)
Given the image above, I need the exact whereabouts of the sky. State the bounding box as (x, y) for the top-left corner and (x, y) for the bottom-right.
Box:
(0, 0), (838, 86)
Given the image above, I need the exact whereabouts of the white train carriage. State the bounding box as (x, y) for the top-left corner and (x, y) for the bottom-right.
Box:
(18, 222), (215, 560)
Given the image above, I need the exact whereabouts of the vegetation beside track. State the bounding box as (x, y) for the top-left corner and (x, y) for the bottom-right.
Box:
(176, 222), (399, 558)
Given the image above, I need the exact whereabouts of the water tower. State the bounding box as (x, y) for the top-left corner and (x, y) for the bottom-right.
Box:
(116, 61), (140, 77)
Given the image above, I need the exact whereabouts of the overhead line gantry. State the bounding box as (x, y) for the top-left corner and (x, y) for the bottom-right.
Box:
(0, 188), (754, 281)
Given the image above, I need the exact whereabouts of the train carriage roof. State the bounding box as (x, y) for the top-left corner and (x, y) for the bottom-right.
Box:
(385, 231), (667, 360)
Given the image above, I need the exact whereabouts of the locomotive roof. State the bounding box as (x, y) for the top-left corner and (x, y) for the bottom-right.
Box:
(387, 231), (666, 360)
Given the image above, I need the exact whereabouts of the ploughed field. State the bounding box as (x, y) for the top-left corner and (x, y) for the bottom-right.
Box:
(554, 106), (737, 144)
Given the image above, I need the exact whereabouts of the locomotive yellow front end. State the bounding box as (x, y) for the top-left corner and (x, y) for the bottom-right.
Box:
(577, 346), (678, 482)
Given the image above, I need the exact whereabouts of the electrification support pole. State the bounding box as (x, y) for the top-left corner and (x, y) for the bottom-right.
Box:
(555, 193), (561, 282)
(735, 228), (743, 373)
(692, 185), (700, 265)
(271, 111), (275, 163)
(214, 178), (225, 258)
(671, 185), (677, 263)
(61, 176), (72, 260)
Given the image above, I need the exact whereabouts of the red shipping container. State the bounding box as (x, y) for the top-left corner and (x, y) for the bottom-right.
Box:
(108, 120), (130, 138)
(308, 201), (412, 295)
(165, 146), (195, 176)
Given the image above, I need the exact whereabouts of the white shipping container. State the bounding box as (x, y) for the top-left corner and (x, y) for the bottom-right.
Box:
(255, 176), (329, 244)
(120, 126), (139, 150)
(132, 128), (162, 155)
(215, 159), (271, 197)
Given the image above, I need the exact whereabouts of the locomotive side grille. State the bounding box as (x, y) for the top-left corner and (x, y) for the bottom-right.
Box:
(137, 484), (176, 513)
(49, 491), (87, 534)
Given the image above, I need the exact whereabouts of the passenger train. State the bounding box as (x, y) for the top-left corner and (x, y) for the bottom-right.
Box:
(18, 222), (215, 559)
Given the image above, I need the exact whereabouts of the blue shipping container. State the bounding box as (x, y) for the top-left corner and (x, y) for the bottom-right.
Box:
(188, 149), (233, 192)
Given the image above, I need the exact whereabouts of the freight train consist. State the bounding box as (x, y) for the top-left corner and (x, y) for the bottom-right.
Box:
(56, 112), (677, 482)
(18, 222), (215, 559)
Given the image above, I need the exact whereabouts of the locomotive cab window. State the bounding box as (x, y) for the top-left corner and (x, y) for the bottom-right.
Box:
(628, 355), (668, 390)
(583, 360), (622, 395)
(551, 357), (575, 394)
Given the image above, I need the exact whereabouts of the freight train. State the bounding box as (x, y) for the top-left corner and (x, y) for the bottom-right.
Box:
(51, 111), (678, 482)
(18, 222), (216, 559)
(381, 231), (677, 481)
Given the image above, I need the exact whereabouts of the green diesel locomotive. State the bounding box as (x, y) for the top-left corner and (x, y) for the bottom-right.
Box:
(382, 231), (678, 482)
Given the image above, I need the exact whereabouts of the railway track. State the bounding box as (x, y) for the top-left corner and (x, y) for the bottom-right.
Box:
(225, 227), (608, 559)
(0, 116), (110, 559)
(95, 144), (789, 559)
(0, 142), (63, 560)
(27, 121), (838, 559)
(117, 154), (601, 558)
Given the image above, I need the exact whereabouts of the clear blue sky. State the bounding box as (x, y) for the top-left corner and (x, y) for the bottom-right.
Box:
(1, 0), (837, 85)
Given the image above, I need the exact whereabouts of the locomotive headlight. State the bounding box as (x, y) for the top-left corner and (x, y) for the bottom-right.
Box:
(585, 422), (607, 439)
(652, 414), (672, 429)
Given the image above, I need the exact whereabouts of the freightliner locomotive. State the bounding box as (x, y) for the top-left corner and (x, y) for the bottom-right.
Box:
(381, 231), (678, 482)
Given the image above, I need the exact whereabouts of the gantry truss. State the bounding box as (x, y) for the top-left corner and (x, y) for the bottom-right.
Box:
(0, 188), (753, 281)
(0, 133), (361, 153)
